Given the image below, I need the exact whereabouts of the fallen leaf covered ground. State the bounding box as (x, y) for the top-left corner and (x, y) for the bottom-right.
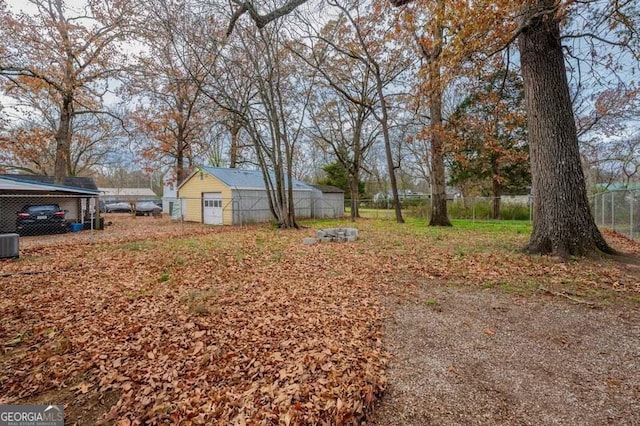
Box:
(1, 216), (639, 425)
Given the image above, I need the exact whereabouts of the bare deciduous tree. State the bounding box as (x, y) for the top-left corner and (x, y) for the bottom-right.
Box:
(0, 0), (136, 182)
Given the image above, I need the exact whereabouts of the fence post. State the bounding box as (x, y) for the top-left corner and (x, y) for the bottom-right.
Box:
(181, 198), (185, 235)
(472, 197), (476, 222)
(611, 191), (615, 230)
(631, 192), (634, 240)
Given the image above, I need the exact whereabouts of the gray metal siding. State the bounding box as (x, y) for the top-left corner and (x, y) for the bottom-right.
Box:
(232, 189), (313, 225)
(312, 191), (344, 218)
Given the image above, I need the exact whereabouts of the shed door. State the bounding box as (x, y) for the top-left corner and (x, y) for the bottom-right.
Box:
(203, 193), (223, 225)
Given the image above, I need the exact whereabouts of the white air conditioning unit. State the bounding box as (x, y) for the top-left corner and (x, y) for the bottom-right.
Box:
(0, 233), (19, 259)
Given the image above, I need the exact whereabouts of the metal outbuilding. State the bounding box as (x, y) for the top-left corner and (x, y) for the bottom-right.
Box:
(310, 184), (345, 218)
(177, 167), (343, 225)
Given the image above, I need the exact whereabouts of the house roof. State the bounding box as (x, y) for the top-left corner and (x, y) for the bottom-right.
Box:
(310, 184), (345, 194)
(99, 187), (157, 198)
(0, 174), (99, 195)
(191, 167), (314, 191)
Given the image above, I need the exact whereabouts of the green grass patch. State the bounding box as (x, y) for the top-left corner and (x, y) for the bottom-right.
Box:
(499, 282), (531, 295)
(117, 241), (153, 251)
(5, 331), (32, 347)
(449, 219), (531, 234)
(126, 287), (150, 300)
(182, 289), (218, 316)
(629, 296), (640, 304)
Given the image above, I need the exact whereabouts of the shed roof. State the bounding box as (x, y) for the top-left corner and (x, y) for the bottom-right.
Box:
(195, 167), (314, 191)
(310, 184), (345, 194)
(0, 174), (99, 195)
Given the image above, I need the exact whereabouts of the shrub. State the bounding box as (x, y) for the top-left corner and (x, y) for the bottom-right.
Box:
(447, 199), (530, 220)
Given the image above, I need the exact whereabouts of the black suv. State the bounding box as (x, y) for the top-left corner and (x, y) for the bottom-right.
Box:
(16, 204), (68, 236)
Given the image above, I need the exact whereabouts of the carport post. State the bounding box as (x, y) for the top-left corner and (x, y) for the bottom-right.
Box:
(91, 197), (97, 242)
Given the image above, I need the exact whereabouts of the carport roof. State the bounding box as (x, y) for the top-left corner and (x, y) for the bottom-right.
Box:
(194, 167), (314, 191)
(0, 175), (100, 195)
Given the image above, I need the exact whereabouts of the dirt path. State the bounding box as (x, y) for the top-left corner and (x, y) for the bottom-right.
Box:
(369, 286), (640, 426)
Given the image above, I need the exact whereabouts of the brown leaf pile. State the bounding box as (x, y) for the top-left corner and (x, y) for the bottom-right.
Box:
(2, 219), (389, 425)
(1, 217), (639, 425)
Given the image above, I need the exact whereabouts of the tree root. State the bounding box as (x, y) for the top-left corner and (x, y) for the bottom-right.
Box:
(538, 286), (596, 305)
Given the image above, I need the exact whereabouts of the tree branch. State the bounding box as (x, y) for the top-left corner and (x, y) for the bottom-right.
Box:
(226, 0), (310, 36)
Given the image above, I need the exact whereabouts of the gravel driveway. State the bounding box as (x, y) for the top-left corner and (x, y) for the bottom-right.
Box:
(370, 286), (640, 425)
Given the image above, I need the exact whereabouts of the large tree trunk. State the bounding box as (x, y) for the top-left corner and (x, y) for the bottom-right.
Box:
(176, 129), (187, 185)
(375, 69), (404, 224)
(54, 94), (73, 184)
(176, 152), (184, 185)
(518, 2), (613, 257)
(382, 117), (404, 224)
(285, 143), (299, 229)
(229, 123), (241, 168)
(426, 0), (451, 227)
(349, 176), (359, 221)
(428, 97), (451, 226)
(351, 119), (363, 220)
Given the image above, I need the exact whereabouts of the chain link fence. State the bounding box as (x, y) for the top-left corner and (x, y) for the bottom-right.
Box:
(348, 195), (532, 221)
(163, 195), (343, 226)
(0, 193), (342, 239)
(1, 191), (538, 243)
(0, 194), (102, 237)
(592, 189), (640, 241)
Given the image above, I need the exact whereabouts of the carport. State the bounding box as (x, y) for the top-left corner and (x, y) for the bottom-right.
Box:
(0, 175), (100, 233)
